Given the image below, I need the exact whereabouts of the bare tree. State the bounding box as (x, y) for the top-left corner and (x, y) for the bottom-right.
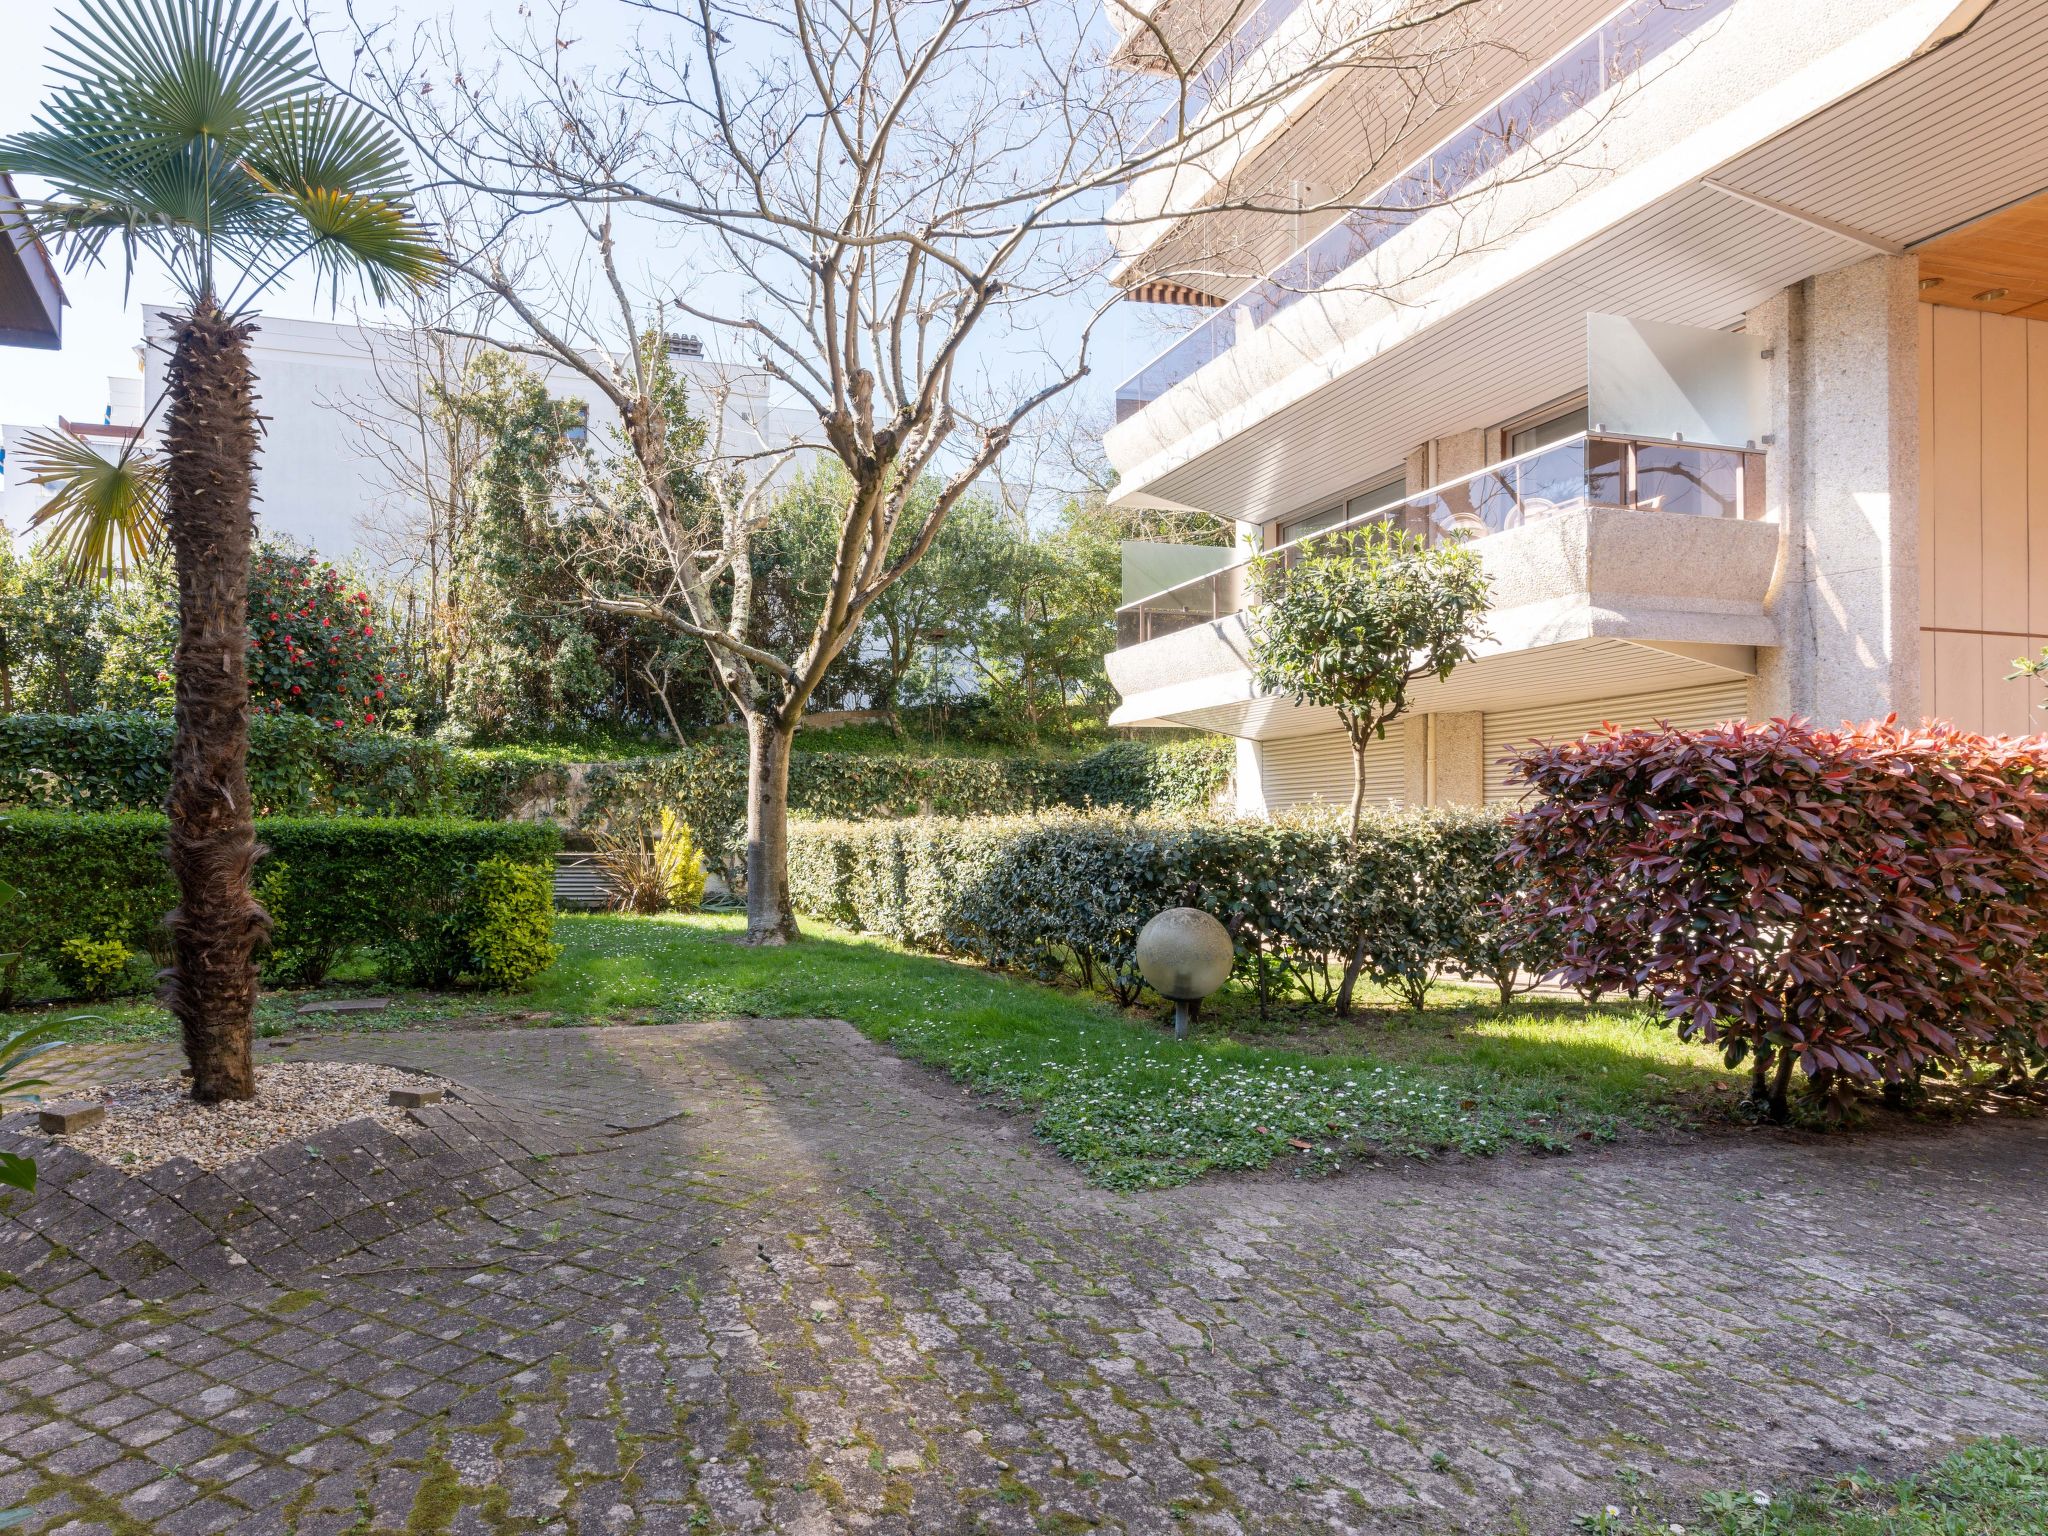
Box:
(327, 0), (1643, 941)
(330, 291), (493, 708)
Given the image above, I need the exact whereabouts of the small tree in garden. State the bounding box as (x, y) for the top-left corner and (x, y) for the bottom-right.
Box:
(1250, 523), (1489, 1013)
(0, 0), (440, 1101)
(1504, 717), (2048, 1121)
(1251, 524), (1490, 837)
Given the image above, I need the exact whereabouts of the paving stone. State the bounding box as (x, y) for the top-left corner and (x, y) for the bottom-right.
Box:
(0, 1021), (2043, 1534)
(35, 1102), (106, 1135)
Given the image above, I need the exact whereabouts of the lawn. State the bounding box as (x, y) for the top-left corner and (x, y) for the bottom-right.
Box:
(9, 911), (1743, 1188)
(1586, 1438), (2048, 1535)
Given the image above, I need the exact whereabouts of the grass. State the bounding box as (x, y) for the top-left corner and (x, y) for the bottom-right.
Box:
(1578, 1439), (2048, 1534)
(10, 911), (1744, 1188)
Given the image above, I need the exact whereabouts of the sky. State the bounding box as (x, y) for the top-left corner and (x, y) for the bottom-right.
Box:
(0, 0), (1151, 452)
(1, 1), (152, 427)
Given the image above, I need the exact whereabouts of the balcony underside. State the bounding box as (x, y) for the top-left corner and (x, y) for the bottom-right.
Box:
(1106, 505), (1778, 736)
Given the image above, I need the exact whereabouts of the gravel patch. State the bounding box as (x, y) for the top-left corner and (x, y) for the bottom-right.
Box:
(48, 1061), (436, 1172)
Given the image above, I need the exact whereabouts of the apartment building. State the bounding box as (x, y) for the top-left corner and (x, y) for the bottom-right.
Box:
(1100, 0), (2048, 814)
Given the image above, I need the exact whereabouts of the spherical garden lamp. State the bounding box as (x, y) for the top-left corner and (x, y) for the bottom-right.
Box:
(1135, 907), (1234, 1040)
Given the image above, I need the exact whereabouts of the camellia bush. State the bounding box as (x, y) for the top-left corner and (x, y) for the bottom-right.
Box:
(1502, 717), (2048, 1118)
(787, 807), (1522, 1012)
(247, 546), (401, 728)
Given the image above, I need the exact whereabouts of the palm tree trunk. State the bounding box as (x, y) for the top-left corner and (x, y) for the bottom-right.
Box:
(160, 303), (270, 1103)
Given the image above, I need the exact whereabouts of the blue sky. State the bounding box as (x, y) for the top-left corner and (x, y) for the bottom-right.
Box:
(1, 0), (1154, 456)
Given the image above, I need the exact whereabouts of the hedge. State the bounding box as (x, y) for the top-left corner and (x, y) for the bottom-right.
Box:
(0, 811), (560, 994)
(1504, 717), (2048, 1115)
(0, 713), (457, 817)
(787, 807), (1525, 1011)
(0, 714), (1234, 872)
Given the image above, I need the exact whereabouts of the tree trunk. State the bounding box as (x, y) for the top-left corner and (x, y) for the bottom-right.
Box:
(742, 712), (801, 944)
(1348, 734), (1367, 839)
(159, 304), (270, 1104)
(1333, 729), (1369, 1014)
(1767, 1043), (1798, 1124)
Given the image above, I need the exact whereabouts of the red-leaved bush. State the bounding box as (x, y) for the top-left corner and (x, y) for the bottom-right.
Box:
(1502, 717), (2048, 1117)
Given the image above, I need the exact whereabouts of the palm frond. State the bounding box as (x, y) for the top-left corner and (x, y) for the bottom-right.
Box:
(0, 0), (440, 309)
(18, 429), (168, 584)
(44, 0), (312, 154)
(240, 95), (443, 300)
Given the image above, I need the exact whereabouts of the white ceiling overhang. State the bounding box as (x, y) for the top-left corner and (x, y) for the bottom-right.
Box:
(1111, 0), (2048, 525)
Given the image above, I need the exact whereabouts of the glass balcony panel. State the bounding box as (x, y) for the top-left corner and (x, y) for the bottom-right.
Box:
(1506, 440), (1591, 526)
(1586, 437), (1627, 505)
(1112, 434), (1766, 649)
(1633, 442), (1743, 519)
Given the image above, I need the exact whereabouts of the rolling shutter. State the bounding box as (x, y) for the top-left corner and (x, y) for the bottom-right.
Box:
(1483, 679), (1752, 803)
(1258, 730), (1406, 812)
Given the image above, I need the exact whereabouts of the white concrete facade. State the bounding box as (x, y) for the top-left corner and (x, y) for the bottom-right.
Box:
(1102, 0), (2048, 814)
(2, 307), (811, 572)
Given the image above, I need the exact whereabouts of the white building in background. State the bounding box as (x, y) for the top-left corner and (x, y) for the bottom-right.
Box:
(0, 370), (145, 538)
(1101, 0), (2048, 814)
(1, 305), (812, 570)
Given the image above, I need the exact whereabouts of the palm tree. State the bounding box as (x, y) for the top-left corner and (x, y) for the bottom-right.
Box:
(0, 0), (439, 1102)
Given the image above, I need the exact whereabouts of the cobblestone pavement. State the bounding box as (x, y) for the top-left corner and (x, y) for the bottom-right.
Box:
(0, 1021), (2043, 1536)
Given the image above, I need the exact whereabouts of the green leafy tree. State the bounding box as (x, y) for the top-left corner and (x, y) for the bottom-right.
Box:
(442, 347), (722, 743)
(93, 558), (180, 711)
(1250, 523), (1489, 1011)
(754, 462), (1016, 722)
(0, 0), (439, 1101)
(1251, 523), (1489, 834)
(0, 543), (109, 713)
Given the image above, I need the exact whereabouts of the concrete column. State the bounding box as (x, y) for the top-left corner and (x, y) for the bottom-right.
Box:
(1751, 254), (1922, 725)
(1433, 428), (1490, 482)
(1401, 716), (1428, 806)
(1427, 712), (1487, 806)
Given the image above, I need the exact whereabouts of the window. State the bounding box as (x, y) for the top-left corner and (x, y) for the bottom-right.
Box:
(563, 401), (591, 447)
(1496, 396), (1587, 461)
(1277, 470), (1406, 545)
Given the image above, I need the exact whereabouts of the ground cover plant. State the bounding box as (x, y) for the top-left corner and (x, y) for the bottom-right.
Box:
(1577, 1438), (2048, 1535)
(3, 911), (1744, 1189)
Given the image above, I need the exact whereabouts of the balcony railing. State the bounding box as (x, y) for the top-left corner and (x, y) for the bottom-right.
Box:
(1113, 432), (1765, 647)
(1112, 0), (1739, 424)
(1126, 0), (1307, 163)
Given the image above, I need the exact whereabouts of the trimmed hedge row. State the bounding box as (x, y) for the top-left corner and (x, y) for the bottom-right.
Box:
(787, 807), (1525, 1010)
(0, 713), (457, 817)
(0, 715), (1234, 872)
(0, 811), (561, 994)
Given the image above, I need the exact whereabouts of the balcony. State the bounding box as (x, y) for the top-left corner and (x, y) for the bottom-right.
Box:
(1116, 432), (1764, 646)
(1112, 0), (1739, 424)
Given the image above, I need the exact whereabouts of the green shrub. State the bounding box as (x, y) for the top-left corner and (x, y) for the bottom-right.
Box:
(461, 857), (561, 989)
(53, 935), (136, 1001)
(0, 712), (457, 817)
(0, 811), (560, 992)
(656, 810), (707, 912)
(0, 713), (1233, 859)
(788, 806), (1531, 1013)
